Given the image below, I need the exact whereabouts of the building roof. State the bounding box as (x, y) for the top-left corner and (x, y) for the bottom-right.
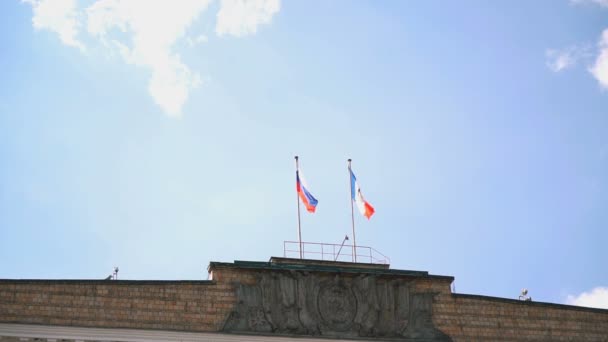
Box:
(208, 257), (455, 282)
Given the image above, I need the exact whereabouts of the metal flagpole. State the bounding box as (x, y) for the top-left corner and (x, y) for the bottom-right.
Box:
(295, 156), (303, 259)
(348, 159), (357, 262)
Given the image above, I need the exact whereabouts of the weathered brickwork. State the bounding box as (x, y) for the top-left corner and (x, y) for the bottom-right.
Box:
(0, 280), (236, 332)
(434, 294), (608, 341)
(1, 259), (608, 341)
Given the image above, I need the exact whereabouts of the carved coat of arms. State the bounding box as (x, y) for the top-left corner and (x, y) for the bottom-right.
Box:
(223, 271), (452, 341)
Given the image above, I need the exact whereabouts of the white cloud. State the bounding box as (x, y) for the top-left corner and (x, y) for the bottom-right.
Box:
(86, 0), (211, 117)
(23, 0), (282, 117)
(571, 0), (608, 7)
(546, 45), (591, 72)
(187, 34), (208, 47)
(23, 0), (85, 51)
(216, 0), (280, 37)
(566, 287), (608, 309)
(590, 29), (608, 89)
(547, 49), (576, 72)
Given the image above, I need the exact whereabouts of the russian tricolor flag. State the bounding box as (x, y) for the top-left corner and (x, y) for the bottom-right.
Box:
(350, 168), (375, 219)
(296, 168), (318, 213)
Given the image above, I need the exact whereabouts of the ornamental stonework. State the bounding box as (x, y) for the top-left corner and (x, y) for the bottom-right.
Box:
(222, 271), (452, 341)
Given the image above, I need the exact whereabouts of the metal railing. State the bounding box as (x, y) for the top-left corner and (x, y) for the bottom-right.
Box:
(283, 241), (390, 264)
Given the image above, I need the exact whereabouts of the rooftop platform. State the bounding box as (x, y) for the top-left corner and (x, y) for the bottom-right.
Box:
(208, 256), (454, 281)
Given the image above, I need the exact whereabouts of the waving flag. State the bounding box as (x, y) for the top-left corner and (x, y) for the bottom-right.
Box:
(349, 168), (375, 219)
(296, 169), (318, 213)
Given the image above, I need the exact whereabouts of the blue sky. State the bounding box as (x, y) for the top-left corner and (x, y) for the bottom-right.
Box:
(1, 0), (608, 308)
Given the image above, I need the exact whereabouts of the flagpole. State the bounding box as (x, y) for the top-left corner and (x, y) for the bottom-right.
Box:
(348, 158), (357, 263)
(295, 156), (303, 259)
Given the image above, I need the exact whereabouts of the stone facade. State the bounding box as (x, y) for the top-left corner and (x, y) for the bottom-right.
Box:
(220, 261), (452, 340)
(1, 258), (607, 341)
(0, 280), (233, 332)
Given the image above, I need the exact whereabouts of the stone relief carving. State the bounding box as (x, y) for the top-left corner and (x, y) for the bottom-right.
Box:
(223, 271), (452, 341)
(317, 278), (357, 333)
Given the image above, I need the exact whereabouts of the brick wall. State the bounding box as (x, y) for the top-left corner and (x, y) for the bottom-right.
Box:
(0, 279), (235, 332)
(1, 262), (608, 341)
(434, 294), (608, 341)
